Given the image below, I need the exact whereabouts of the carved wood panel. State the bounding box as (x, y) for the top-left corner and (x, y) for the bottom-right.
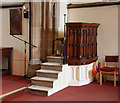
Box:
(66, 23), (100, 65)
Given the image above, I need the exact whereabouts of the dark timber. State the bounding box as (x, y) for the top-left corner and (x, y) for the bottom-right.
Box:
(0, 3), (24, 8)
(67, 2), (120, 9)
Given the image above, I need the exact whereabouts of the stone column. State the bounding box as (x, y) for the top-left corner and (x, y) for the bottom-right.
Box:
(32, 1), (62, 62)
(32, 2), (41, 60)
(32, 1), (54, 61)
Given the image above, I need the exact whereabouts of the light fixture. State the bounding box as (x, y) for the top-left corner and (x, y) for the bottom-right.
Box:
(23, 5), (28, 19)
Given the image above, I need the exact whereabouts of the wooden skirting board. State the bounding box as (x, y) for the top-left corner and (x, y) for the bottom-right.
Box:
(0, 87), (27, 99)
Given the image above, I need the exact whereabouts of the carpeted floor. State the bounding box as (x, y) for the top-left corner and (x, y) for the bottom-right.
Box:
(1, 75), (119, 102)
(1, 75), (30, 95)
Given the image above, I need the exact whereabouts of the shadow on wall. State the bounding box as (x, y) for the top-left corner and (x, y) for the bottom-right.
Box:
(39, 29), (63, 62)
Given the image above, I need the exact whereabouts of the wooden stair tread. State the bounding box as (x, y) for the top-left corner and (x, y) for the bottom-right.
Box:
(41, 62), (61, 66)
(36, 69), (61, 73)
(31, 76), (57, 81)
(28, 85), (52, 91)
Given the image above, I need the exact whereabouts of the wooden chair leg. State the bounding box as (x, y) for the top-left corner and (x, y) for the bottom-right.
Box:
(100, 71), (102, 85)
(114, 72), (116, 87)
(103, 73), (107, 82)
(118, 70), (120, 84)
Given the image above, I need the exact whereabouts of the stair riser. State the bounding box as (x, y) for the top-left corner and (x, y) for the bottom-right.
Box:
(28, 89), (48, 96)
(31, 80), (53, 87)
(29, 65), (41, 69)
(37, 72), (58, 78)
(41, 65), (62, 71)
(47, 58), (62, 63)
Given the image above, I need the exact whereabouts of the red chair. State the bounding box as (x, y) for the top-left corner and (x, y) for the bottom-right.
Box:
(100, 55), (119, 87)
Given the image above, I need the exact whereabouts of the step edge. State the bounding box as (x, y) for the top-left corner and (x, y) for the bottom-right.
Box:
(28, 85), (52, 91)
(46, 56), (62, 59)
(31, 77), (57, 81)
(39, 68), (62, 72)
(41, 65), (62, 67)
(36, 69), (61, 73)
(41, 63), (62, 66)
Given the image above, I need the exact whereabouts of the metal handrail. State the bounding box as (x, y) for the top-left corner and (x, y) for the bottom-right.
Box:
(52, 38), (64, 55)
(52, 38), (65, 64)
(52, 14), (67, 64)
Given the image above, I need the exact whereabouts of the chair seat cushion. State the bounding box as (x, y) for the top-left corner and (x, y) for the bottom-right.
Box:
(100, 67), (119, 72)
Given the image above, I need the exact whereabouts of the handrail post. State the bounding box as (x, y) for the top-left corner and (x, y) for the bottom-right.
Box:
(63, 14), (66, 64)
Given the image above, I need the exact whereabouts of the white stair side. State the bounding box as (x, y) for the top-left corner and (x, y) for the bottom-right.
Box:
(47, 64), (70, 96)
(29, 66), (68, 96)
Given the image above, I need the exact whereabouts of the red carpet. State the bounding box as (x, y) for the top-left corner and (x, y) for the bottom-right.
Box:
(2, 75), (119, 102)
(1, 75), (30, 95)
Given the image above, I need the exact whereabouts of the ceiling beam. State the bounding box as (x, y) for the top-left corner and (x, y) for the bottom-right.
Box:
(0, 3), (26, 9)
(67, 2), (120, 9)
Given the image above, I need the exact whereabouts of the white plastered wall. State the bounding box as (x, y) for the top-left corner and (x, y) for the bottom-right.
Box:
(118, 5), (120, 56)
(0, 7), (29, 76)
(68, 5), (119, 67)
(118, 5), (120, 68)
(58, 1), (67, 32)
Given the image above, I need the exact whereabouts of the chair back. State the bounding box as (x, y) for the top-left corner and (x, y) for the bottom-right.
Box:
(105, 55), (119, 67)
